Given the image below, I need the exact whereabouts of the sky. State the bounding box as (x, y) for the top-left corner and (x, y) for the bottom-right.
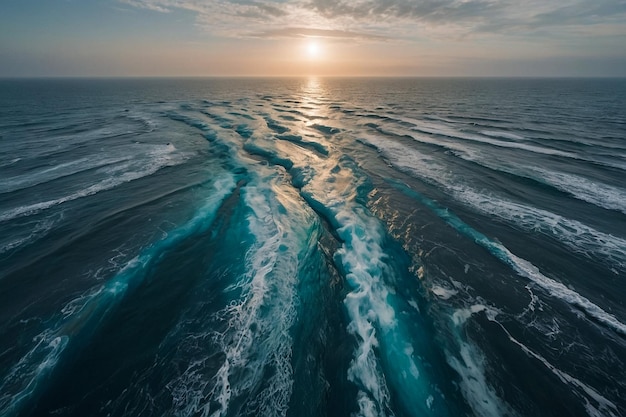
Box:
(1, 0), (626, 77)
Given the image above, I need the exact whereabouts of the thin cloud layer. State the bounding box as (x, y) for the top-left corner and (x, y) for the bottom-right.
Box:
(247, 27), (389, 41)
(120, 0), (626, 40)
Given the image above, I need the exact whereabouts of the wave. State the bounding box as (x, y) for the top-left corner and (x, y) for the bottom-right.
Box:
(237, 126), (453, 416)
(480, 130), (526, 141)
(371, 119), (580, 159)
(296, 156), (451, 417)
(424, 138), (626, 216)
(0, 175), (237, 417)
(0, 116), (152, 164)
(446, 304), (519, 417)
(203, 184), (295, 417)
(264, 116), (289, 134)
(362, 114), (626, 171)
(0, 155), (136, 195)
(0, 213), (63, 256)
(456, 189), (626, 272)
(488, 312), (621, 417)
(526, 168), (626, 215)
(0, 158), (21, 168)
(0, 144), (188, 222)
(276, 134), (329, 156)
(165, 175), (318, 417)
(389, 180), (626, 337)
(310, 124), (341, 136)
(357, 132), (626, 273)
(448, 148), (626, 215)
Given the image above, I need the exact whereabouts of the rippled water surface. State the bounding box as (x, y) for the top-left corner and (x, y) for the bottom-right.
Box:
(0, 78), (625, 417)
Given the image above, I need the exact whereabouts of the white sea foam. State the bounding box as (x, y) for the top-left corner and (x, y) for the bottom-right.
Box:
(357, 131), (626, 273)
(529, 168), (626, 214)
(0, 332), (70, 417)
(0, 144), (187, 222)
(0, 155), (133, 194)
(338, 208), (395, 417)
(124, 111), (159, 132)
(0, 175), (236, 417)
(242, 128), (422, 414)
(421, 188), (626, 336)
(430, 139), (626, 216)
(0, 213), (63, 255)
(457, 188), (626, 272)
(377, 116), (579, 159)
(445, 184), (626, 337)
(431, 285), (458, 300)
(490, 244), (626, 336)
(2, 116), (153, 166)
(378, 160), (626, 336)
(448, 147), (626, 214)
(450, 301), (620, 417)
(481, 130), (525, 141)
(364, 118), (626, 212)
(494, 318), (621, 417)
(169, 179), (313, 417)
(370, 115), (626, 172)
(299, 155), (444, 416)
(447, 305), (518, 417)
(0, 157), (21, 168)
(208, 185), (288, 417)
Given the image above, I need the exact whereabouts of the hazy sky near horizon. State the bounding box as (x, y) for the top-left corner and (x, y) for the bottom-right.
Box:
(1, 0), (626, 77)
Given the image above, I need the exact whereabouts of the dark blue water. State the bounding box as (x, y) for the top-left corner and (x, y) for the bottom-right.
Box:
(1, 78), (625, 417)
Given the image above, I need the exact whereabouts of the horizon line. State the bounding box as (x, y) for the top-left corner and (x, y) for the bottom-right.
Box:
(2, 74), (626, 80)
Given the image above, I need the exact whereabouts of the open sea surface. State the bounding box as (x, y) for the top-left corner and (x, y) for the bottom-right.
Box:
(0, 77), (625, 417)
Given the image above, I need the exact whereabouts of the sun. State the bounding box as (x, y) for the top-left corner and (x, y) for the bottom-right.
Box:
(306, 40), (321, 59)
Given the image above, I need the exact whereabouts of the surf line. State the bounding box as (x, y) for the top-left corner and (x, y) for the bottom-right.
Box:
(200, 180), (314, 417)
(0, 175), (238, 417)
(291, 157), (452, 417)
(387, 178), (626, 338)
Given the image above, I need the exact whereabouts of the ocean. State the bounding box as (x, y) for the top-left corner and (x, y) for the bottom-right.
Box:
(0, 77), (624, 417)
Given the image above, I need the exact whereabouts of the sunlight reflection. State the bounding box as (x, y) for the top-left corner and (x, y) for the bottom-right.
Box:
(299, 76), (329, 122)
(303, 76), (321, 95)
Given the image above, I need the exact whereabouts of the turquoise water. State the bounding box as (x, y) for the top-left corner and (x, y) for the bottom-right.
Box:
(0, 78), (625, 417)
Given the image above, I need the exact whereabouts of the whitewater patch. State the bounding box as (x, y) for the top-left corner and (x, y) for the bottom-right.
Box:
(0, 155), (136, 195)
(431, 285), (458, 300)
(446, 304), (519, 417)
(0, 144), (188, 222)
(206, 184), (294, 417)
(451, 149), (626, 215)
(357, 132), (626, 273)
(375, 115), (579, 159)
(167, 176), (317, 417)
(0, 175), (237, 417)
(237, 124), (452, 416)
(337, 207), (396, 417)
(420, 139), (626, 216)
(294, 155), (451, 417)
(0, 214), (64, 256)
(526, 168), (626, 215)
(490, 314), (621, 417)
(457, 188), (626, 272)
(480, 130), (525, 141)
(389, 180), (626, 338)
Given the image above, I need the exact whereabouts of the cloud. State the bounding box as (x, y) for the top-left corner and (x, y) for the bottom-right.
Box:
(247, 27), (389, 41)
(529, 1), (626, 28)
(307, 0), (626, 36)
(119, 0), (626, 41)
(309, 0), (506, 23)
(121, 0), (173, 13)
(121, 0), (290, 21)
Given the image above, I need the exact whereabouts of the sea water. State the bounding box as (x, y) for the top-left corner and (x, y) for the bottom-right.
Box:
(0, 77), (625, 417)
